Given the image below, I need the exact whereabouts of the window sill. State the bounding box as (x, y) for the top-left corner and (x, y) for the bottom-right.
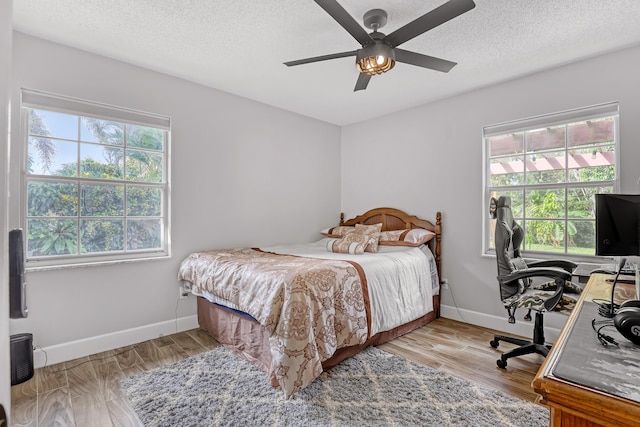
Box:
(26, 253), (171, 272)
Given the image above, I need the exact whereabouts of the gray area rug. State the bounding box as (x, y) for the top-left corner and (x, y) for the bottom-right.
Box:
(121, 346), (548, 427)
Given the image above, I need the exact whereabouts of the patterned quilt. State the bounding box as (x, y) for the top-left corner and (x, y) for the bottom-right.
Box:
(177, 248), (370, 398)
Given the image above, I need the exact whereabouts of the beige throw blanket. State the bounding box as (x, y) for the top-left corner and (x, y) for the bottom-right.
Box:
(178, 248), (370, 398)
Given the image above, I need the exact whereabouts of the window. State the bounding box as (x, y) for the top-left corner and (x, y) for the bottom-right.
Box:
(21, 90), (170, 268)
(483, 102), (619, 257)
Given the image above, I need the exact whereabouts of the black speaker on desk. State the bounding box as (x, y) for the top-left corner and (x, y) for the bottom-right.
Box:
(10, 333), (34, 386)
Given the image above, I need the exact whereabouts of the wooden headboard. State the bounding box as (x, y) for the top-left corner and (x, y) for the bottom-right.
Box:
(339, 207), (442, 280)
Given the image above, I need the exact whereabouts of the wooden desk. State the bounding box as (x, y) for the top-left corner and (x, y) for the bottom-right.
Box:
(532, 273), (640, 426)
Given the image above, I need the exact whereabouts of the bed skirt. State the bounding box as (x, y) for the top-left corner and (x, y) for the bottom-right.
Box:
(197, 295), (440, 387)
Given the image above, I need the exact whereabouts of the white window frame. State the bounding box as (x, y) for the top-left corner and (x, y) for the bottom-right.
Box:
(482, 102), (620, 259)
(21, 89), (171, 270)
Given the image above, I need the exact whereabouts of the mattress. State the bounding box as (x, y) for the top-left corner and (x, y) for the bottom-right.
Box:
(189, 238), (439, 336)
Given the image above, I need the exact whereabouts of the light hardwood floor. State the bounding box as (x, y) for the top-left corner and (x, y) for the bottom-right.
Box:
(10, 318), (544, 426)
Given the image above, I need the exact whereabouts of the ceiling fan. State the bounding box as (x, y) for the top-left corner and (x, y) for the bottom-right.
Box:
(284, 0), (476, 91)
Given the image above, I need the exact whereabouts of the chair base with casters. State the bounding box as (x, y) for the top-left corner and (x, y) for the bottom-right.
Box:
(490, 311), (550, 368)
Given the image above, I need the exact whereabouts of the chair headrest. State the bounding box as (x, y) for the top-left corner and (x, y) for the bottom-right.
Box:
(497, 195), (511, 209)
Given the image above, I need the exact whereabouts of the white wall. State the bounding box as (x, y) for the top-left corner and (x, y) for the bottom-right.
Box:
(342, 44), (640, 337)
(9, 30), (640, 366)
(0, 0), (12, 420)
(9, 33), (342, 366)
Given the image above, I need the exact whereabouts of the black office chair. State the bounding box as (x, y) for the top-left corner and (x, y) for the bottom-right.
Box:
(489, 195), (582, 368)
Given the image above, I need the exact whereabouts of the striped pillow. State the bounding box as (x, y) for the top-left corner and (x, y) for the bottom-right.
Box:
(326, 232), (370, 255)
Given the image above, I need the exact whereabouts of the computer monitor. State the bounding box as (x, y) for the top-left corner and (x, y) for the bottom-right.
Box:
(595, 194), (640, 257)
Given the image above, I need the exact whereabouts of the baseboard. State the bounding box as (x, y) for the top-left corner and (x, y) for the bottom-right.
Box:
(33, 307), (562, 369)
(33, 315), (199, 368)
(440, 304), (561, 343)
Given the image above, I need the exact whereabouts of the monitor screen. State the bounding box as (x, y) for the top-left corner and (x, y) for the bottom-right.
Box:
(595, 194), (640, 256)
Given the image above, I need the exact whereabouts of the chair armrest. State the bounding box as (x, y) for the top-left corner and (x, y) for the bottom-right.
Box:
(541, 277), (566, 311)
(497, 266), (572, 284)
(526, 259), (577, 273)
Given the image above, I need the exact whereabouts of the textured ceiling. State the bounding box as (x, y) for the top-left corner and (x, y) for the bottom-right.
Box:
(12, 0), (640, 126)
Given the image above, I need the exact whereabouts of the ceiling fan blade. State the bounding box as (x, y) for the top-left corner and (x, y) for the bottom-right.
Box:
(284, 50), (357, 67)
(314, 0), (373, 46)
(354, 73), (371, 92)
(394, 49), (457, 73)
(383, 0), (475, 48)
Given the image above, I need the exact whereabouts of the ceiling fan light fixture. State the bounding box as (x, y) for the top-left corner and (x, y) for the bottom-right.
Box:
(357, 55), (395, 75)
(285, 0), (476, 91)
(356, 43), (395, 75)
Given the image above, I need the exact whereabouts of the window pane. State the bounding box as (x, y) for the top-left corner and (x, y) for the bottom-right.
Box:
(27, 181), (78, 216)
(80, 184), (124, 216)
(489, 156), (524, 186)
(525, 125), (565, 152)
(28, 138), (78, 176)
(526, 150), (566, 185)
(80, 143), (124, 179)
(127, 219), (162, 250)
(568, 118), (615, 148)
(27, 136), (56, 175)
(126, 125), (164, 151)
(525, 220), (565, 253)
(126, 149), (164, 183)
(127, 186), (161, 216)
(568, 220), (596, 255)
(27, 219), (78, 256)
(29, 109), (78, 140)
(81, 118), (124, 145)
(525, 189), (565, 219)
(81, 219), (124, 253)
(488, 133), (523, 156)
(568, 145), (615, 183)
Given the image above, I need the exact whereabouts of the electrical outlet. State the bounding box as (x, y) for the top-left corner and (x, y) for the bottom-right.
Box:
(178, 286), (189, 298)
(441, 278), (449, 290)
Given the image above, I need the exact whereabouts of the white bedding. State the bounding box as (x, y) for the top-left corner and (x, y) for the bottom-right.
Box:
(191, 238), (438, 337)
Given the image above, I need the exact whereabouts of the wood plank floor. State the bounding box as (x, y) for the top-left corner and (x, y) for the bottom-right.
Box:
(10, 318), (544, 426)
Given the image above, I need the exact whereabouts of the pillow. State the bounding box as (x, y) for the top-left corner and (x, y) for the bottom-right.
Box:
(326, 232), (369, 255)
(379, 230), (406, 242)
(321, 225), (355, 238)
(322, 223), (382, 253)
(354, 223), (382, 253)
(379, 228), (435, 246)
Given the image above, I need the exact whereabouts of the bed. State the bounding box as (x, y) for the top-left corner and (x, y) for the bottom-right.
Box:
(178, 207), (442, 398)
